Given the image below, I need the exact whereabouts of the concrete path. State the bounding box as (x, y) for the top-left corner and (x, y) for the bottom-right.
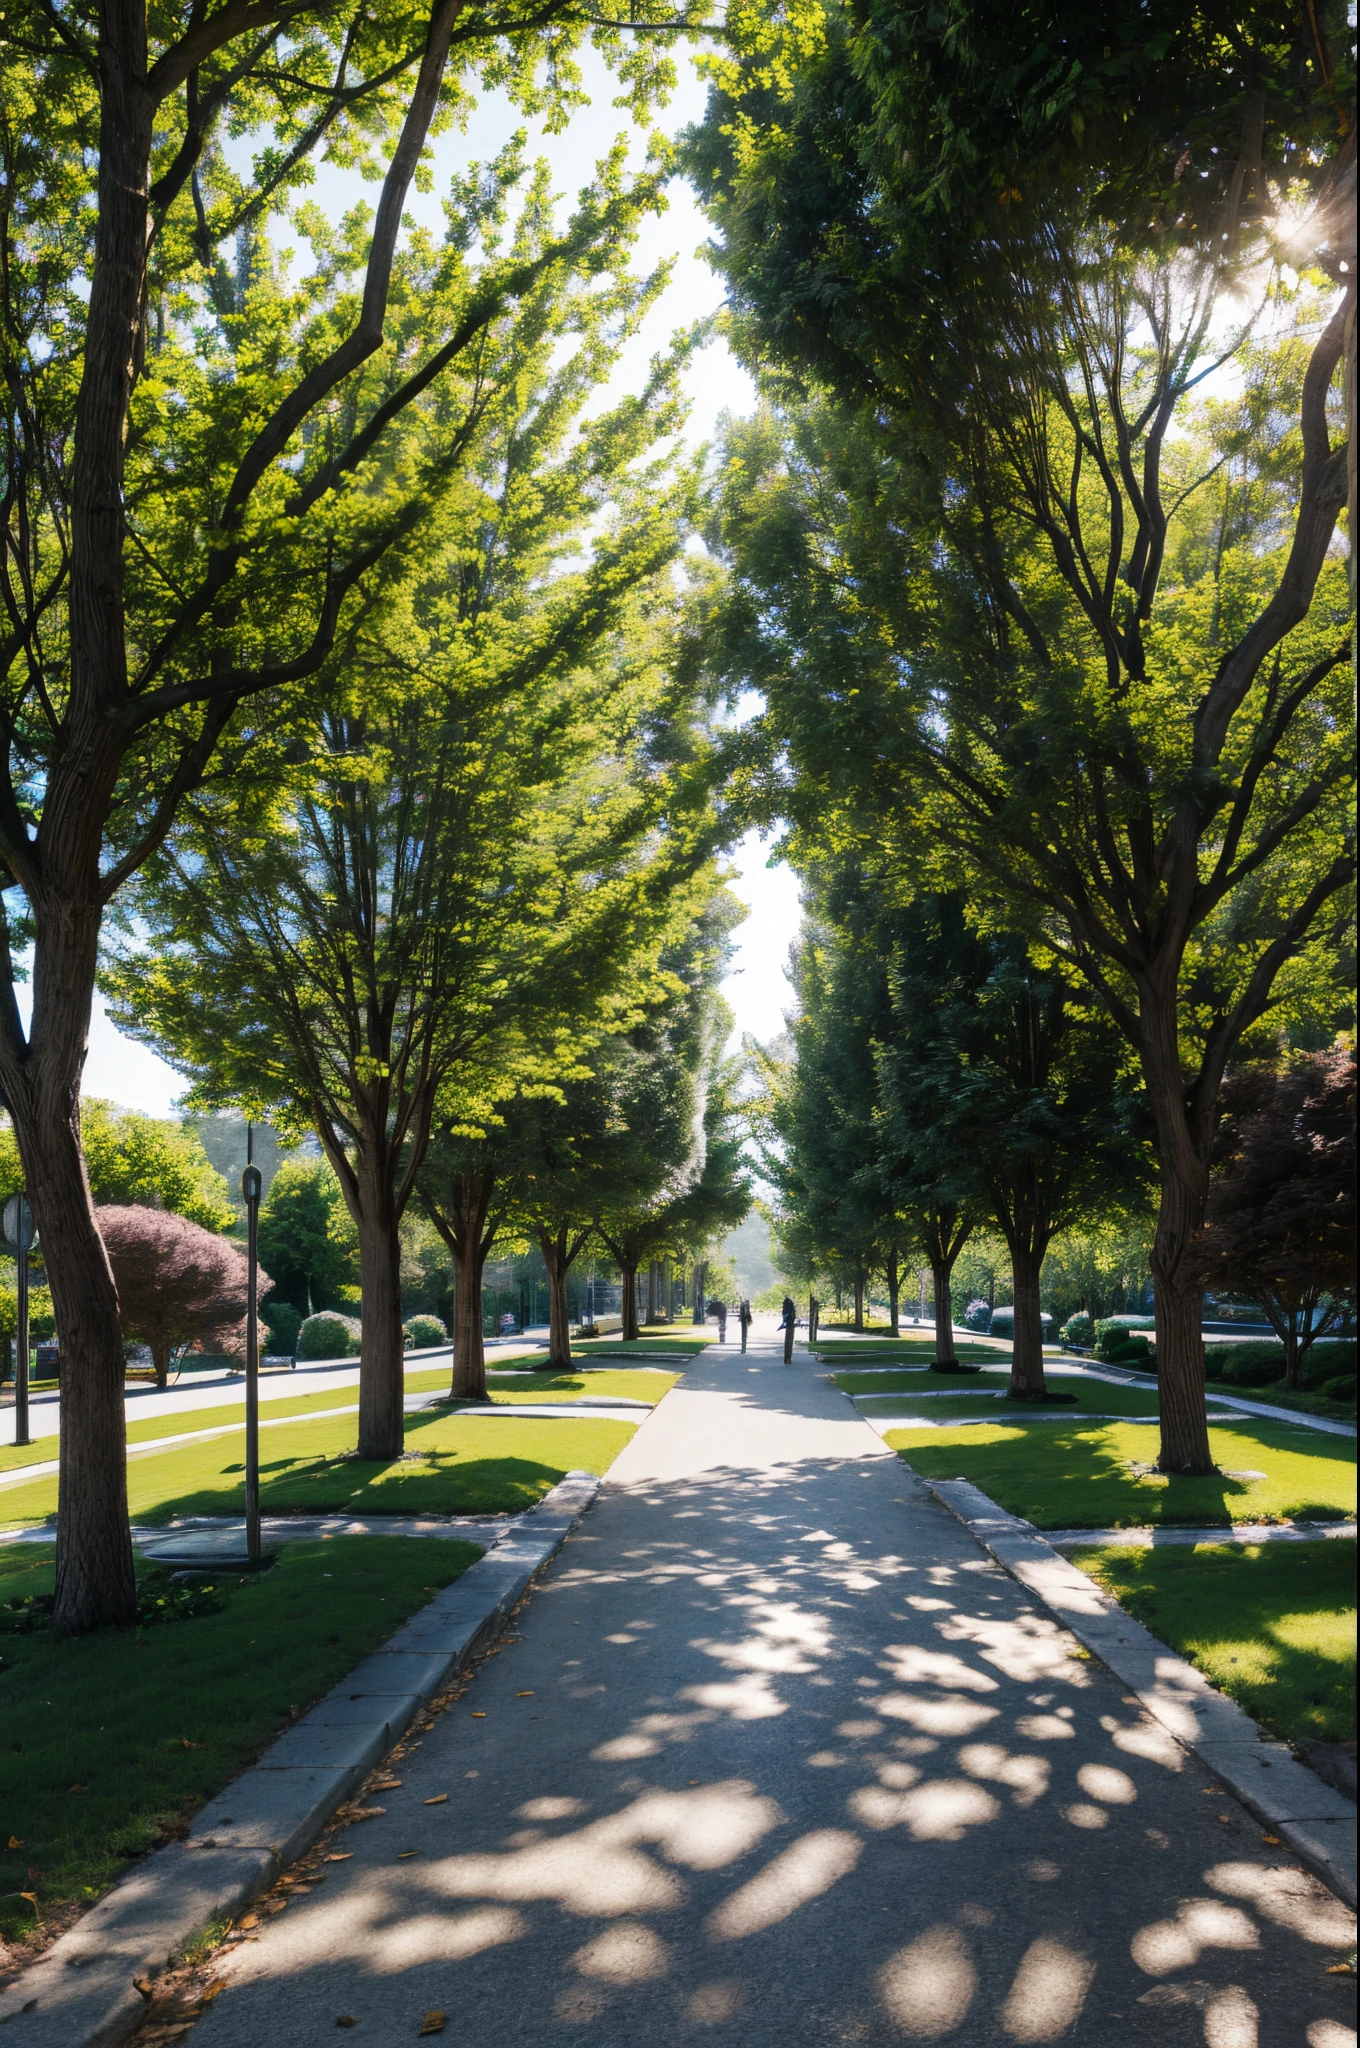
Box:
(185, 1331), (1356, 2047)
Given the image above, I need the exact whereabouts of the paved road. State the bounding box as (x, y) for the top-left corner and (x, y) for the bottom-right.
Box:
(187, 1331), (1356, 2047)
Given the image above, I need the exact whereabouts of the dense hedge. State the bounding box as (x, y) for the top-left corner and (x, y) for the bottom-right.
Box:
(403, 1315), (448, 1349)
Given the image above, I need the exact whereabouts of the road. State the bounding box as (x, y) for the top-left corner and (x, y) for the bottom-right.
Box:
(182, 1324), (1356, 2046)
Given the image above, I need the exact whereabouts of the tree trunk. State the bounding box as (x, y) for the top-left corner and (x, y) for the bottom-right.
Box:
(886, 1251), (900, 1336)
(452, 1241), (489, 1399)
(539, 1228), (574, 1372)
(152, 1335), (171, 1390)
(355, 1163), (404, 1459)
(1146, 1096), (1214, 1473)
(692, 1262), (706, 1326)
(931, 1257), (957, 1368)
(621, 1265), (640, 1341)
(853, 1273), (865, 1332)
(14, 1075), (137, 1634)
(1007, 1244), (1047, 1399)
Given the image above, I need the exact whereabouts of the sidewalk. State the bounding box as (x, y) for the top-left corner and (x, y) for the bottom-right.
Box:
(107, 1335), (1360, 2043)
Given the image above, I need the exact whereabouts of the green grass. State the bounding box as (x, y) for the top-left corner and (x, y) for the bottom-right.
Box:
(472, 1370), (677, 1402)
(0, 1535), (480, 1935)
(1069, 1539), (1357, 1745)
(835, 1369), (1015, 1395)
(852, 1376), (1166, 1420)
(0, 1408), (638, 1526)
(888, 1416), (1357, 1529)
(1213, 1382), (1358, 1424)
(816, 1340), (1010, 1363)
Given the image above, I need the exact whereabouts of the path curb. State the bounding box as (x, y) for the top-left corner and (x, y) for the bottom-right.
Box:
(0, 1473), (599, 2047)
(921, 1476), (1358, 1910)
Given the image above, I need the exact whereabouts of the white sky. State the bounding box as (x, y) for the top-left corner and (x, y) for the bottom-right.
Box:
(83, 44), (800, 1116)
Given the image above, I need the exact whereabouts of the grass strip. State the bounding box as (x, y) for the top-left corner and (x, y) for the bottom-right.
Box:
(887, 1417), (1357, 1529)
(0, 1410), (638, 1527)
(848, 1376), (1165, 1419)
(0, 1535), (481, 1938)
(1069, 1539), (1357, 1746)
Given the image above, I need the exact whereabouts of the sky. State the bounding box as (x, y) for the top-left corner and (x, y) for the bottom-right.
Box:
(80, 44), (801, 1117)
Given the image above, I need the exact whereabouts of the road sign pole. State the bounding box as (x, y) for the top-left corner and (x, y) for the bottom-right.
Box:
(242, 1130), (263, 1565)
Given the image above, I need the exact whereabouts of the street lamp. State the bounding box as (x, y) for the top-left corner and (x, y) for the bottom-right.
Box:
(242, 1126), (263, 1565)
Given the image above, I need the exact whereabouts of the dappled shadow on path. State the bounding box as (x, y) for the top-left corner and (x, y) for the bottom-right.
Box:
(190, 1459), (1355, 2048)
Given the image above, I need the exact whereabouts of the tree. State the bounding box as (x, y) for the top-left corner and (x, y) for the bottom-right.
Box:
(1188, 1046), (1356, 1384)
(109, 178), (719, 1460)
(0, 1103), (233, 1230)
(98, 1206), (265, 1388)
(257, 1159), (359, 1319)
(690, 4), (1354, 1474)
(0, 0), (700, 1632)
(416, 1128), (507, 1401)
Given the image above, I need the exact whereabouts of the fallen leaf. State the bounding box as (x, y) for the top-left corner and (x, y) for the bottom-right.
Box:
(423, 1795), (448, 1805)
(348, 1807), (386, 1821)
(1261, 1834), (1280, 1846)
(464, 1771), (478, 1779)
(419, 2014), (447, 2037)
(470, 1712), (486, 1719)
(516, 1691), (534, 1698)
(68, 1784), (87, 1794)
(396, 1850), (422, 1860)
(1217, 1814), (1231, 1824)
(239, 1915), (259, 1930)
(134, 1975), (154, 1997)
(6, 1836), (21, 1849)
(180, 1738), (203, 1750)
(336, 2018), (358, 2029)
(370, 1778), (402, 1791)
(325, 1853), (354, 1862)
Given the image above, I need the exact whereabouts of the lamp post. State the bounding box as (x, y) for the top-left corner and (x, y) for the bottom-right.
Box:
(242, 1126), (263, 1565)
(2, 1194), (34, 1447)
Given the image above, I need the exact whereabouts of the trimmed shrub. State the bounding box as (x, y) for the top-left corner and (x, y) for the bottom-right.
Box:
(1298, 1340), (1359, 1389)
(1320, 1376), (1357, 1404)
(1095, 1318), (1152, 1365)
(963, 1299), (992, 1333)
(403, 1314), (448, 1349)
(262, 1300), (302, 1356)
(1060, 1311), (1094, 1347)
(988, 1306), (1053, 1339)
(295, 1311), (361, 1361)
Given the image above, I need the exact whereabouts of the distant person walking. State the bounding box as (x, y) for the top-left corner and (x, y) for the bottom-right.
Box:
(780, 1294), (797, 1364)
(738, 1299), (752, 1353)
(710, 1299), (728, 1343)
(809, 1296), (819, 1343)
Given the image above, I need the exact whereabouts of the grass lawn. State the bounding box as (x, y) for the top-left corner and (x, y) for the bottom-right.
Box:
(472, 1370), (677, 1402)
(1069, 1539), (1357, 1746)
(816, 1339), (1010, 1363)
(0, 1535), (481, 1937)
(835, 1369), (1014, 1395)
(888, 1416), (1357, 1529)
(573, 1333), (712, 1357)
(852, 1377), (1166, 1420)
(0, 1408), (638, 1526)
(1213, 1383), (1358, 1425)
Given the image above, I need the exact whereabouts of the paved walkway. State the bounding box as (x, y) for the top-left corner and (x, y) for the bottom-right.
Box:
(185, 1329), (1355, 2047)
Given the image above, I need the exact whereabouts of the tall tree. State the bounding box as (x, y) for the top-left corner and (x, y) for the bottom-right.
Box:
(690, 4), (1354, 1472)
(112, 198), (713, 1458)
(0, 0), (700, 1631)
(257, 1158), (358, 1318)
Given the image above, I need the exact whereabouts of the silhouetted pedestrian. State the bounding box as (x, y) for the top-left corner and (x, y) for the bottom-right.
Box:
(738, 1299), (752, 1353)
(709, 1298), (727, 1343)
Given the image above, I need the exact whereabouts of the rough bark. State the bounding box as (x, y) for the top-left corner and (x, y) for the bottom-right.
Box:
(885, 1251), (900, 1336)
(538, 1226), (585, 1372)
(930, 1257), (957, 1368)
(151, 1336), (171, 1390)
(691, 1262), (706, 1325)
(9, 1066), (136, 1634)
(425, 1170), (497, 1401)
(853, 1274), (865, 1332)
(354, 1162), (404, 1459)
(620, 1265), (640, 1341)
(1148, 1155), (1212, 1469)
(1006, 1244), (1047, 1400)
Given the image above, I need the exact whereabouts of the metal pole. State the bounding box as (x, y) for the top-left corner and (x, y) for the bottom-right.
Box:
(242, 1126), (262, 1565)
(14, 1211), (29, 1448)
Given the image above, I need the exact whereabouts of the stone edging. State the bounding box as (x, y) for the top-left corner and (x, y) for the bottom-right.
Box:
(0, 1473), (599, 2047)
(921, 1475), (1357, 1911)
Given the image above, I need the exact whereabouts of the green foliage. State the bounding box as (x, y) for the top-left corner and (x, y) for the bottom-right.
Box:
(256, 1160), (358, 1317)
(262, 1301), (303, 1357)
(0, 1105), (233, 1231)
(295, 1312), (361, 1362)
(403, 1315), (447, 1349)
(1094, 1318), (1154, 1365)
(1061, 1311), (1094, 1347)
